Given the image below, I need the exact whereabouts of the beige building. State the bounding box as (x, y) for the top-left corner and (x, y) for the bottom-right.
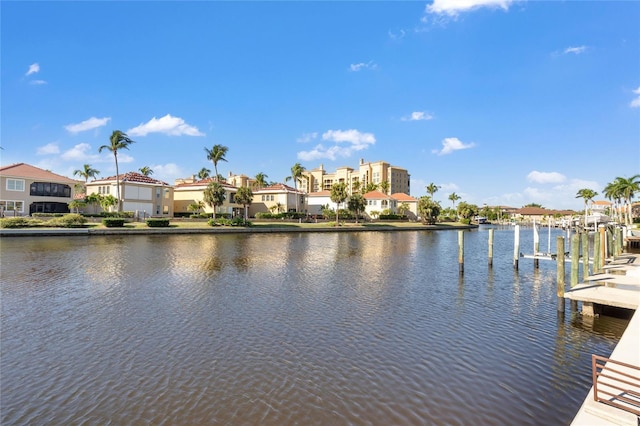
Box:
(300, 159), (410, 196)
(0, 163), (80, 216)
(87, 172), (173, 216)
(249, 184), (305, 216)
(173, 178), (243, 217)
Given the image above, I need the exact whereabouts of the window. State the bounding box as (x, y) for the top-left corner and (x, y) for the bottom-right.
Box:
(156, 188), (161, 198)
(0, 200), (24, 213)
(30, 182), (71, 198)
(270, 195), (274, 201)
(6, 179), (25, 191)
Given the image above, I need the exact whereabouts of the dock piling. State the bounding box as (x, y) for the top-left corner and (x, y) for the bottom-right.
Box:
(513, 225), (520, 270)
(581, 232), (589, 280)
(593, 230), (601, 274)
(488, 228), (494, 268)
(571, 233), (579, 288)
(556, 236), (565, 313)
(458, 230), (464, 275)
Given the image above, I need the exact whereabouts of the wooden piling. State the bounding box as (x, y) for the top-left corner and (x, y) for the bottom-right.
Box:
(571, 233), (579, 288)
(458, 230), (464, 275)
(599, 225), (606, 262)
(581, 232), (589, 280)
(513, 225), (520, 270)
(488, 228), (494, 268)
(557, 236), (565, 313)
(533, 223), (540, 269)
(593, 230), (601, 274)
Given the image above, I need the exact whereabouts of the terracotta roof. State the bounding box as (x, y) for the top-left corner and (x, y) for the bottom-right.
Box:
(592, 200), (612, 206)
(255, 183), (300, 193)
(514, 207), (576, 215)
(307, 190), (331, 197)
(174, 177), (237, 189)
(0, 163), (79, 184)
(391, 192), (417, 202)
(363, 190), (391, 200)
(92, 171), (170, 186)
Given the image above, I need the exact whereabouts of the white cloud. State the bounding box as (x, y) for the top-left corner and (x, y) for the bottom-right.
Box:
(60, 143), (97, 161)
(630, 86), (640, 108)
(65, 117), (111, 134)
(526, 170), (566, 184)
(297, 132), (318, 143)
(432, 137), (475, 155)
(26, 63), (40, 76)
(426, 0), (515, 16)
(524, 187), (552, 202)
(36, 142), (60, 155)
(439, 182), (460, 191)
(349, 61), (378, 72)
(388, 29), (406, 40)
(402, 111), (434, 121)
(563, 46), (587, 55)
(29, 80), (47, 85)
(297, 129), (376, 161)
(151, 163), (183, 183)
(127, 114), (205, 137)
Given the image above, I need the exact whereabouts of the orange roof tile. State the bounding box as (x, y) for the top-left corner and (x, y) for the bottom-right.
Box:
(93, 171), (170, 186)
(363, 190), (391, 200)
(390, 192), (417, 202)
(0, 163), (79, 184)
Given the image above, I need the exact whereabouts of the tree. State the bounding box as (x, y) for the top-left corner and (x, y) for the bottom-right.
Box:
(68, 199), (86, 214)
(398, 202), (410, 217)
(270, 202), (283, 214)
(254, 172), (268, 190)
(235, 187), (253, 221)
(604, 179), (623, 223)
(197, 167), (211, 180)
(139, 166), (153, 176)
(99, 130), (135, 212)
(457, 202), (478, 223)
(204, 144), (229, 182)
(330, 182), (348, 225)
(418, 196), (441, 225)
(612, 175), (640, 226)
(99, 194), (118, 212)
(187, 200), (205, 215)
(73, 164), (100, 183)
(347, 193), (366, 224)
(575, 188), (598, 227)
(425, 183), (440, 199)
(86, 193), (102, 214)
(203, 182), (226, 220)
(448, 192), (461, 209)
(285, 163), (306, 212)
(363, 182), (378, 193)
(524, 202), (543, 208)
(379, 180), (390, 195)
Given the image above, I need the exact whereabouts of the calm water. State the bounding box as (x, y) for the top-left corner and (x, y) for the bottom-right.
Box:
(0, 227), (630, 425)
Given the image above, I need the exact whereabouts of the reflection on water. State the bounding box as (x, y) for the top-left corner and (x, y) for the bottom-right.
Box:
(0, 227), (629, 425)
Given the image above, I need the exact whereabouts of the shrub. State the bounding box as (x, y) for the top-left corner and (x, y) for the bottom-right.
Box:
(0, 217), (41, 228)
(460, 218), (471, 225)
(102, 218), (126, 227)
(48, 213), (87, 228)
(31, 213), (65, 218)
(146, 218), (170, 227)
(378, 214), (406, 221)
(207, 218), (220, 227)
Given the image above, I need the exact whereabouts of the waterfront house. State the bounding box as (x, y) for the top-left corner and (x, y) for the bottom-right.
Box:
(363, 190), (396, 218)
(173, 177), (243, 217)
(511, 207), (575, 225)
(390, 192), (419, 219)
(249, 183), (305, 216)
(306, 190), (333, 216)
(87, 172), (173, 216)
(0, 163), (80, 216)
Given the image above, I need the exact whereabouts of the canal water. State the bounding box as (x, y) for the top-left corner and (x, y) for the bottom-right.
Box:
(0, 227), (631, 425)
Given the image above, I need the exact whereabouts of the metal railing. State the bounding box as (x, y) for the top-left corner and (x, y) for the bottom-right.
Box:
(592, 354), (640, 416)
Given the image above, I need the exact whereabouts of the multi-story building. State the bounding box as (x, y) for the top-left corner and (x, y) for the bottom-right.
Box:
(87, 172), (173, 216)
(0, 163), (80, 216)
(173, 177), (242, 217)
(301, 159), (410, 196)
(249, 184), (305, 216)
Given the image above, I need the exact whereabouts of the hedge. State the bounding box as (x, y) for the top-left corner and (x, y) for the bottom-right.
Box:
(102, 218), (126, 227)
(146, 218), (170, 227)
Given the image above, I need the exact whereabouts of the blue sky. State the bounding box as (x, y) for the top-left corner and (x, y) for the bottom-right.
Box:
(2, 0), (638, 210)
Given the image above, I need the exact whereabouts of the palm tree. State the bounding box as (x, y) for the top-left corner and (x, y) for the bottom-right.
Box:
(285, 163), (306, 212)
(347, 193), (366, 224)
(364, 182), (378, 193)
(448, 192), (461, 209)
(99, 130), (135, 212)
(379, 180), (390, 195)
(576, 188), (598, 228)
(139, 166), (153, 176)
(235, 187), (253, 221)
(73, 164), (100, 183)
(187, 200), (205, 215)
(425, 183), (440, 199)
(418, 196), (441, 225)
(204, 144), (229, 182)
(203, 181), (226, 220)
(613, 175), (640, 225)
(330, 182), (348, 225)
(254, 172), (268, 190)
(197, 167), (211, 180)
(604, 179), (623, 223)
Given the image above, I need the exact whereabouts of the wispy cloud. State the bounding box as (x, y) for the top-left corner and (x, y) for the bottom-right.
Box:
(26, 63), (40, 76)
(127, 114), (205, 137)
(65, 117), (111, 134)
(388, 29), (406, 40)
(29, 80), (47, 85)
(36, 142), (60, 155)
(630, 86), (640, 108)
(425, 0), (516, 17)
(60, 143), (99, 162)
(401, 111), (434, 121)
(432, 137), (475, 155)
(563, 45), (587, 55)
(349, 61), (378, 72)
(296, 132), (318, 143)
(150, 163), (183, 183)
(527, 170), (566, 184)
(297, 129), (376, 161)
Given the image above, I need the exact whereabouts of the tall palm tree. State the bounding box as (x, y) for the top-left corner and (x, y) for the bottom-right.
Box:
(285, 163), (306, 212)
(235, 187), (253, 221)
(204, 144), (228, 182)
(603, 179), (623, 223)
(139, 166), (153, 176)
(203, 181), (226, 220)
(99, 130), (135, 212)
(425, 183), (440, 199)
(197, 167), (211, 180)
(448, 192), (461, 209)
(330, 182), (348, 225)
(614, 175), (640, 225)
(73, 164), (100, 184)
(379, 180), (390, 195)
(254, 172), (268, 190)
(575, 188), (598, 228)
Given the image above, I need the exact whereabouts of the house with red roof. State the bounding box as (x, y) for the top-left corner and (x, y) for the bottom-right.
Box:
(0, 163), (81, 216)
(87, 171), (173, 216)
(173, 177), (243, 217)
(250, 183), (305, 216)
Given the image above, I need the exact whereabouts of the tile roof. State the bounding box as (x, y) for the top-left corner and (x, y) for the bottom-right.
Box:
(390, 192), (417, 202)
(514, 207), (576, 215)
(0, 163), (79, 184)
(592, 200), (612, 205)
(363, 190), (391, 200)
(255, 183), (300, 193)
(93, 171), (170, 186)
(307, 190), (331, 196)
(174, 177), (237, 189)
